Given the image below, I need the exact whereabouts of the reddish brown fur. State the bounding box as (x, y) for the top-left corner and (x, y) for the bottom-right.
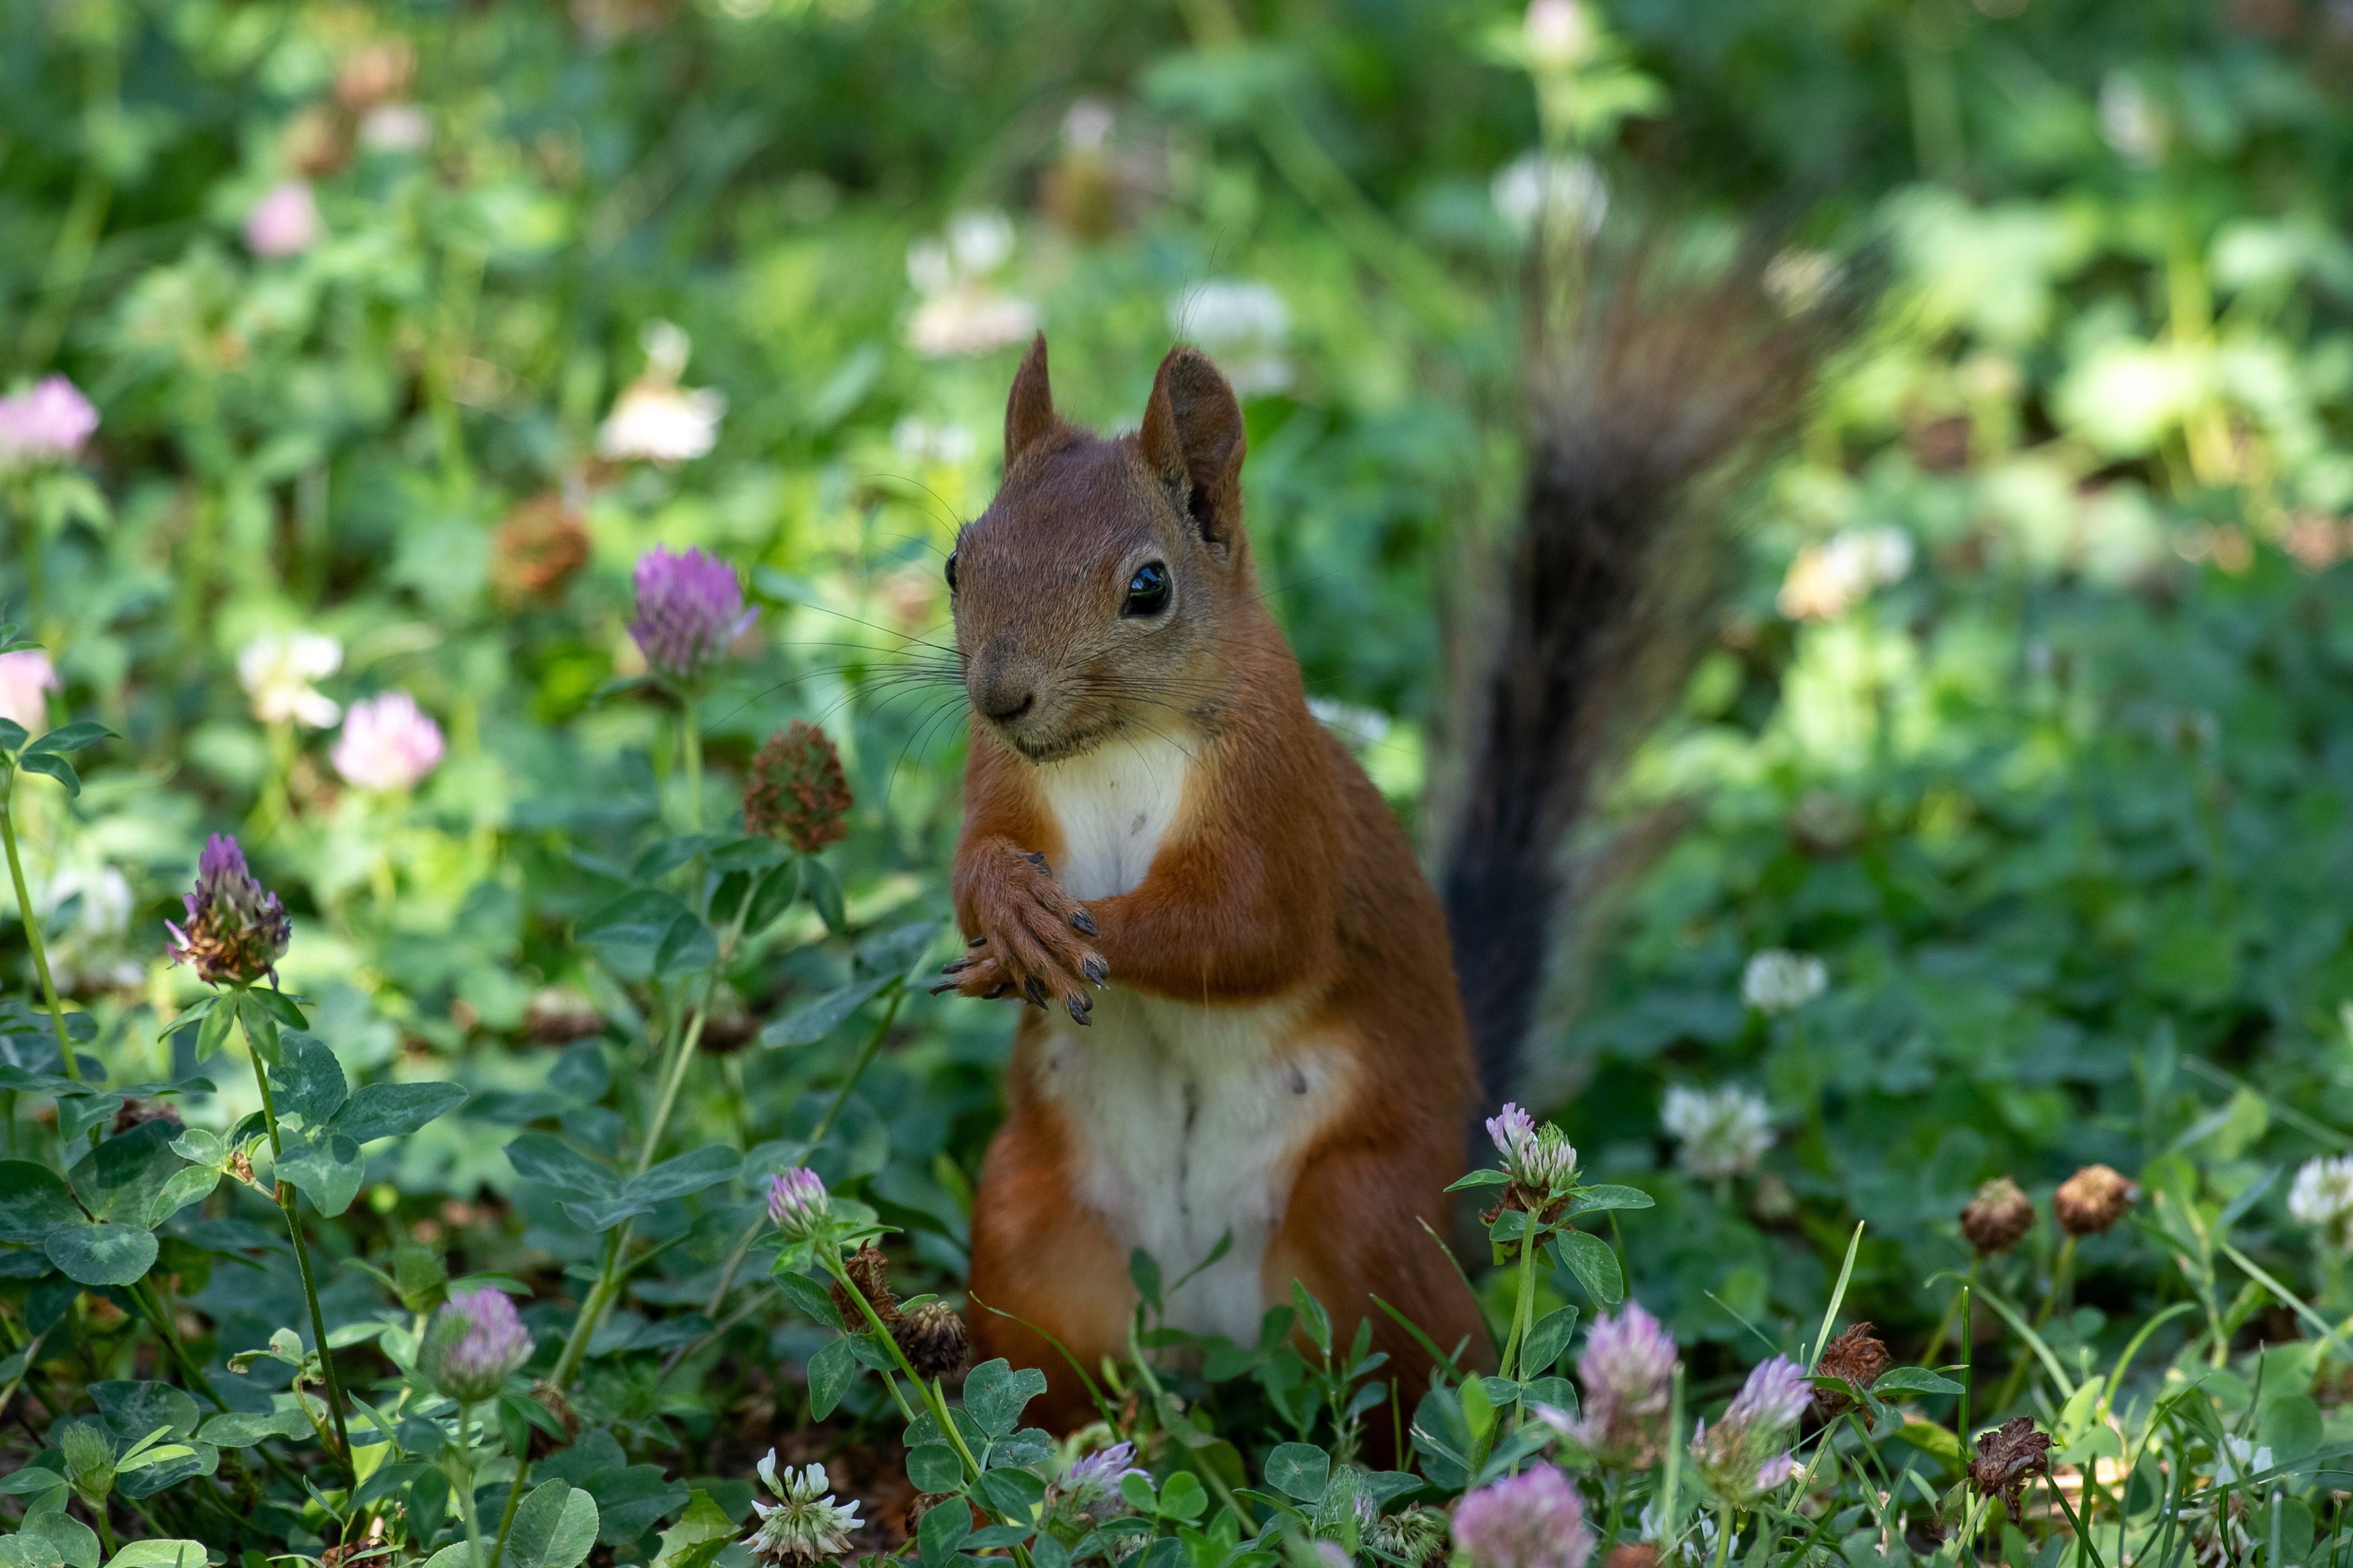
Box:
(943, 337), (1485, 1434)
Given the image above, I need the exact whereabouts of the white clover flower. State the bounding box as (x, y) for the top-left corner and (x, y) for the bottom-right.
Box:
(1740, 949), (1827, 1014)
(597, 321), (725, 464)
(947, 209), (1016, 275)
(358, 104), (431, 152)
(2098, 73), (2163, 165)
(1523, 0), (1594, 68)
(1169, 280), (1291, 396)
(1491, 153), (1607, 237)
(1662, 1085), (1774, 1182)
(237, 632), (343, 729)
(2289, 1155), (2353, 1248)
(2212, 1434), (2274, 1487)
(1776, 529), (1913, 621)
(746, 1452), (861, 1564)
(42, 865), (142, 989)
(1062, 97), (1115, 151)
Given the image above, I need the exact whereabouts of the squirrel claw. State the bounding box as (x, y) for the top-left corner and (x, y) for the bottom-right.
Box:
(926, 977), (961, 995)
(1070, 908), (1099, 937)
(1065, 993), (1092, 1025)
(1023, 976), (1049, 1007)
(1081, 954), (1110, 987)
(967, 934), (988, 948)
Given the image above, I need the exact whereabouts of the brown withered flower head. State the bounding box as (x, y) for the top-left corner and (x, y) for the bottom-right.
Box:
(524, 988), (605, 1046)
(525, 1378), (581, 1460)
(1969, 1416), (2052, 1524)
(1813, 1321), (1892, 1417)
(744, 721), (852, 854)
(2053, 1164), (2138, 1237)
(1604, 1547), (1661, 1568)
(491, 494), (592, 608)
(1960, 1176), (2035, 1256)
(828, 1243), (900, 1329)
(166, 834), (291, 987)
(112, 1099), (183, 1136)
(892, 1301), (970, 1382)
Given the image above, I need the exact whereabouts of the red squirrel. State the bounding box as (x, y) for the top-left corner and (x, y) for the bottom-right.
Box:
(936, 337), (1482, 1419)
(936, 274), (1835, 1425)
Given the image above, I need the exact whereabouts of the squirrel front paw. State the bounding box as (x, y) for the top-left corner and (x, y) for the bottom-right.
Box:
(933, 846), (1108, 1024)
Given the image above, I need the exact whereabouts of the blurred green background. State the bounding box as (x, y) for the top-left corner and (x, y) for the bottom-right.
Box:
(5, 0), (2353, 1374)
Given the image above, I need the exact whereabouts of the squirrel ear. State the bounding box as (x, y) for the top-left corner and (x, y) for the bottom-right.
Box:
(1004, 333), (1061, 468)
(1139, 345), (1246, 555)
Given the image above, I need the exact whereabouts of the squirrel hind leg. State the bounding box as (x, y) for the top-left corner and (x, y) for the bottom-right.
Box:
(967, 1112), (1135, 1432)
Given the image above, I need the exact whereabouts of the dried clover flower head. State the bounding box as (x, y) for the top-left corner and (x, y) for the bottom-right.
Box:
(492, 495), (591, 606)
(746, 1452), (861, 1565)
(1812, 1322), (1891, 1417)
(893, 1301), (971, 1381)
(1968, 1417), (2052, 1523)
(828, 1242), (899, 1328)
(2053, 1164), (2137, 1237)
(166, 834), (292, 987)
(420, 1287), (532, 1403)
(1450, 1464), (1594, 1568)
(1960, 1176), (2035, 1255)
(744, 720), (853, 853)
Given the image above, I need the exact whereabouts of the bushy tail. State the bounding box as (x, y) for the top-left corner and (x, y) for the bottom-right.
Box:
(1440, 239), (1861, 1105)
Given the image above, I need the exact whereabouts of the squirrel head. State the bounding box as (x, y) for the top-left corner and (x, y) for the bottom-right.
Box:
(948, 333), (1252, 764)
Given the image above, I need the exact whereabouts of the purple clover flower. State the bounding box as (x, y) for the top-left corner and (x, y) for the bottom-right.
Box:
(766, 1167), (832, 1241)
(1693, 1354), (1810, 1502)
(422, 1286), (532, 1403)
(1060, 1441), (1144, 1501)
(165, 833), (291, 987)
(1574, 1301), (1678, 1467)
(629, 546), (754, 686)
(1485, 1100), (1577, 1196)
(0, 376), (98, 470)
(1450, 1466), (1594, 1568)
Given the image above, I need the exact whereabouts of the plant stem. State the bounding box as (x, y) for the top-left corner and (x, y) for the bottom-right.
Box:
(452, 1401), (487, 1568)
(245, 1008), (356, 1475)
(1498, 1223), (1539, 1383)
(811, 985), (904, 1147)
(1, 782), (81, 1083)
(1710, 1501), (1733, 1568)
(678, 698), (704, 833)
(483, 1453), (532, 1568)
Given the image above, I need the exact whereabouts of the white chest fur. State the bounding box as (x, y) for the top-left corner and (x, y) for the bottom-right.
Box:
(1030, 728), (1342, 1342)
(1035, 730), (1194, 901)
(1037, 996), (1345, 1343)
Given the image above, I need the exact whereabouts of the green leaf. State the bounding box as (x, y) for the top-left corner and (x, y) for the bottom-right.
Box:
(578, 889), (695, 958)
(331, 1080), (467, 1143)
(199, 1409), (312, 1448)
(1570, 1184), (1657, 1214)
(73, 1122), (184, 1224)
(509, 1479), (601, 1568)
(1156, 1471), (1206, 1522)
(1871, 1367), (1964, 1398)
(24, 722), (113, 757)
(1444, 1169), (1512, 1190)
(772, 1268), (844, 1329)
(709, 836), (794, 874)
(250, 989), (310, 1028)
(18, 751), (80, 796)
(0, 717), (25, 755)
(276, 1132), (366, 1217)
(0, 1161), (81, 1244)
(1263, 1443), (1330, 1502)
(807, 1333), (860, 1419)
(917, 1490), (971, 1568)
(149, 1165), (220, 1228)
(743, 860), (802, 934)
(1522, 1305), (1579, 1377)
(651, 1490), (736, 1568)
(194, 1001), (237, 1063)
(906, 1442), (965, 1494)
(1554, 1229), (1623, 1307)
(653, 912), (719, 977)
(91, 1381), (200, 1442)
(0, 1538), (63, 1568)
(759, 973), (895, 1048)
(962, 1358), (1047, 1438)
(268, 1031), (348, 1126)
(100, 1544), (205, 1568)
(856, 918), (941, 979)
(802, 856), (846, 934)
(506, 1133), (622, 1197)
(1290, 1280), (1332, 1354)
(625, 1145), (740, 1206)
(45, 1221), (157, 1286)
(976, 1467), (1045, 1520)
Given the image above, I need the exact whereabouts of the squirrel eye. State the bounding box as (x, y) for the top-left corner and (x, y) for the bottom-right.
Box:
(1123, 561), (1170, 618)
(945, 550), (959, 594)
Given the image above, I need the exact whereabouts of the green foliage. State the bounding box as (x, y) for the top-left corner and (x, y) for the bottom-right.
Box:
(4, 0), (2353, 1559)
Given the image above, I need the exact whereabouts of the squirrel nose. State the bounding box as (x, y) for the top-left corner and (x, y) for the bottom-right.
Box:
(982, 690), (1035, 723)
